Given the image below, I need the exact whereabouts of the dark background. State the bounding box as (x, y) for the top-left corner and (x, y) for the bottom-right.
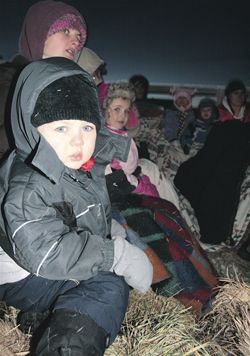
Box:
(1, 0), (249, 86)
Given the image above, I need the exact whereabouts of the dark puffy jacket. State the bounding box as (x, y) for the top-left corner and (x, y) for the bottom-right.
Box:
(0, 58), (130, 284)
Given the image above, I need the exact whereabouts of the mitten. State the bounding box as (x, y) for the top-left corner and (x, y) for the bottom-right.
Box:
(111, 235), (153, 293)
(111, 219), (127, 239)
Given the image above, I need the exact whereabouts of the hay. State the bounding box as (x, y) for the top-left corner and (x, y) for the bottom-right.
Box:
(105, 289), (223, 355)
(198, 276), (250, 356)
(1, 278), (250, 356)
(0, 302), (30, 356)
(0, 320), (30, 356)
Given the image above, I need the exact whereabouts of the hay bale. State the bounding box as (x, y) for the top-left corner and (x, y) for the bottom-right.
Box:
(0, 303), (30, 356)
(0, 320), (30, 356)
(105, 289), (222, 355)
(199, 277), (250, 355)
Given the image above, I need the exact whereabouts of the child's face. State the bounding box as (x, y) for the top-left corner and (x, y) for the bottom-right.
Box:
(43, 28), (82, 61)
(37, 119), (96, 169)
(106, 97), (131, 130)
(175, 96), (190, 110)
(200, 106), (213, 121)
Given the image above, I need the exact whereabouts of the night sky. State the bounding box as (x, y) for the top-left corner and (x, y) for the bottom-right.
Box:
(1, 0), (249, 86)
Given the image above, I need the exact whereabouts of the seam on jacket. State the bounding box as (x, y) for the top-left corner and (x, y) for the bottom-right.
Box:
(76, 204), (95, 218)
(12, 219), (43, 239)
(36, 241), (59, 276)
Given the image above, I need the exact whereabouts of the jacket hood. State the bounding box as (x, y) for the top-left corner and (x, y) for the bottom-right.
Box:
(77, 47), (104, 75)
(19, 0), (87, 62)
(11, 57), (98, 183)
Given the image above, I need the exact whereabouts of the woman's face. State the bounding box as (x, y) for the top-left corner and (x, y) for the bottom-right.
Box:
(229, 89), (246, 107)
(106, 97), (131, 130)
(43, 28), (82, 61)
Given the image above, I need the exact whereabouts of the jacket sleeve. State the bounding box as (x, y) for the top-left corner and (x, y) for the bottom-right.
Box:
(3, 186), (114, 282)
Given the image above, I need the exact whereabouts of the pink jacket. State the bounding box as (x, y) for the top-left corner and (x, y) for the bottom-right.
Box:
(218, 98), (250, 123)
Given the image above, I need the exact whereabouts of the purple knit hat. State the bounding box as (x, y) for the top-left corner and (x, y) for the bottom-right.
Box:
(47, 14), (86, 52)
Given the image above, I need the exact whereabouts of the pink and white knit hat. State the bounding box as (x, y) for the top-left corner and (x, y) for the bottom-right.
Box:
(170, 87), (197, 112)
(47, 14), (87, 51)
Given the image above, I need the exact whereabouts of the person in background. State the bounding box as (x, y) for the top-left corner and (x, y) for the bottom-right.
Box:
(129, 74), (149, 101)
(218, 79), (250, 123)
(104, 82), (184, 209)
(129, 74), (164, 118)
(0, 57), (153, 355)
(190, 97), (219, 150)
(0, 0), (87, 161)
(164, 87), (197, 154)
(174, 118), (250, 245)
(103, 82), (159, 197)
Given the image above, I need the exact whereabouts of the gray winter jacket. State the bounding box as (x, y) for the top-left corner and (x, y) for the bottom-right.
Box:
(0, 58), (130, 285)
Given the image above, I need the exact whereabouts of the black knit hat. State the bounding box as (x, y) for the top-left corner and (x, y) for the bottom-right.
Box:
(225, 79), (246, 98)
(31, 74), (102, 131)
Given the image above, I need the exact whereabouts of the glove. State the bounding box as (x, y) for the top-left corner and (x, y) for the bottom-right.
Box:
(111, 235), (153, 293)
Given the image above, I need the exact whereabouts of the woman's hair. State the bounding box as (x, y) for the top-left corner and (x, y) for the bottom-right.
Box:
(225, 79), (246, 99)
(103, 82), (135, 114)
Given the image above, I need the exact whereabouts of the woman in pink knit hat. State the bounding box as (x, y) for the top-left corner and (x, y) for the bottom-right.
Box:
(0, 1), (87, 161)
(19, 0), (87, 62)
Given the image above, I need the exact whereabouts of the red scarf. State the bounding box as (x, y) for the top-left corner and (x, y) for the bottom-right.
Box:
(81, 156), (94, 172)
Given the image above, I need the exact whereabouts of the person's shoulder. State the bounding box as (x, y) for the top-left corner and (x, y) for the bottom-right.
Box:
(164, 109), (178, 121)
(9, 157), (48, 195)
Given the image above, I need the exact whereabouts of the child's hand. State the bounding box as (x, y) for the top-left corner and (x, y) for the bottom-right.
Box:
(111, 235), (153, 293)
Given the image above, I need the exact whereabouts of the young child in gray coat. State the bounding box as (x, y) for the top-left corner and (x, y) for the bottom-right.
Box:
(0, 57), (152, 356)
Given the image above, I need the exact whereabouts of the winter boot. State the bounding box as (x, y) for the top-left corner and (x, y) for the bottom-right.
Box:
(17, 310), (50, 334)
(35, 309), (109, 356)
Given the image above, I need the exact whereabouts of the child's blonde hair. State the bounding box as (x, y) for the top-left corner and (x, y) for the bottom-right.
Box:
(103, 82), (135, 119)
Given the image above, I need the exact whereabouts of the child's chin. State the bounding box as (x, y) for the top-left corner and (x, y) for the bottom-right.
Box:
(65, 162), (83, 170)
